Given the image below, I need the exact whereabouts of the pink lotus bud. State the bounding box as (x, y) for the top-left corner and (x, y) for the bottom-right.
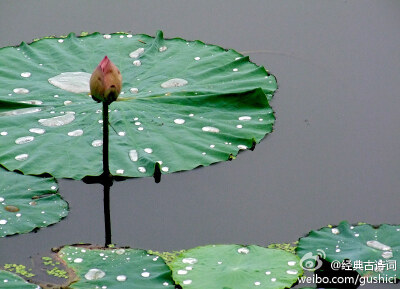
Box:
(90, 56), (122, 104)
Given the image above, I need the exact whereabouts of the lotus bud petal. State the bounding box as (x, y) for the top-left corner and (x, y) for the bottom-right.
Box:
(90, 56), (122, 104)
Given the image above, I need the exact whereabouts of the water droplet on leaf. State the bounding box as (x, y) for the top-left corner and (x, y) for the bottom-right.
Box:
(21, 72), (31, 78)
(15, 136), (34, 144)
(92, 140), (103, 147)
(48, 72), (91, 93)
(39, 112), (75, 127)
(174, 119), (185, 124)
(29, 128), (45, 134)
(144, 148), (153, 154)
(331, 228), (340, 234)
(85, 269), (106, 280)
(178, 270), (188, 275)
(161, 78), (188, 88)
(237, 247), (249, 254)
(129, 150), (138, 162)
(182, 257), (198, 264)
(13, 88), (29, 94)
(129, 48), (144, 58)
(238, 116), (251, 121)
(68, 129), (84, 137)
(286, 269), (298, 275)
(382, 251), (393, 259)
(366, 240), (391, 251)
(15, 154), (28, 161)
(130, 87), (139, 93)
(202, 126), (220, 133)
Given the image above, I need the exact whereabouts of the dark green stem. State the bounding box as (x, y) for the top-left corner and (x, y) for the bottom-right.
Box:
(102, 101), (112, 246)
(102, 102), (110, 179)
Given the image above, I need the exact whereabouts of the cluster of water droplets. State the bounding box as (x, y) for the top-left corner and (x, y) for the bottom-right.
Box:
(330, 225), (396, 261)
(236, 247), (299, 286)
(0, 184), (61, 236)
(174, 247), (300, 288)
(59, 247), (173, 288)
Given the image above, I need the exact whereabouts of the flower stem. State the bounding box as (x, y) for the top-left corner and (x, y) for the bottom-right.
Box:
(102, 102), (110, 180)
(102, 102), (112, 246)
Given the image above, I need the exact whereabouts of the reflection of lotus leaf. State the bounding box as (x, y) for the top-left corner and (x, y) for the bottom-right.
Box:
(170, 244), (302, 289)
(0, 31), (276, 179)
(0, 168), (68, 237)
(297, 221), (400, 279)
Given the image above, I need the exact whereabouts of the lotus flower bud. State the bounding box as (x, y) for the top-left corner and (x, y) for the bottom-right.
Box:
(90, 56), (122, 104)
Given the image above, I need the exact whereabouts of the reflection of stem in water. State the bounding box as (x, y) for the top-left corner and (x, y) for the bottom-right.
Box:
(103, 180), (112, 246)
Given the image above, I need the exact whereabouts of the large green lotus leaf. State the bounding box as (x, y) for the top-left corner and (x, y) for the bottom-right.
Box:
(58, 246), (174, 289)
(0, 270), (41, 288)
(297, 221), (400, 279)
(0, 31), (276, 179)
(0, 168), (68, 237)
(170, 244), (302, 289)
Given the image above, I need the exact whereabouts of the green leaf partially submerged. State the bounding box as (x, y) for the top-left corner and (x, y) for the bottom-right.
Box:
(170, 244), (302, 289)
(297, 221), (400, 279)
(0, 168), (68, 237)
(0, 270), (40, 288)
(58, 245), (174, 289)
(0, 31), (276, 179)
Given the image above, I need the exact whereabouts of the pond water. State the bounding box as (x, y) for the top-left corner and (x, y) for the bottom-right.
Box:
(0, 1), (399, 288)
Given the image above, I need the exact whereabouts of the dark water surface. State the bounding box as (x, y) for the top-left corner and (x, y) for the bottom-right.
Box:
(0, 1), (399, 288)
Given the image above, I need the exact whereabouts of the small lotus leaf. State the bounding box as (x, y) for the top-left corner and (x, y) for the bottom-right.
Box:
(0, 168), (68, 237)
(0, 270), (41, 288)
(58, 246), (174, 289)
(170, 244), (302, 289)
(297, 221), (400, 279)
